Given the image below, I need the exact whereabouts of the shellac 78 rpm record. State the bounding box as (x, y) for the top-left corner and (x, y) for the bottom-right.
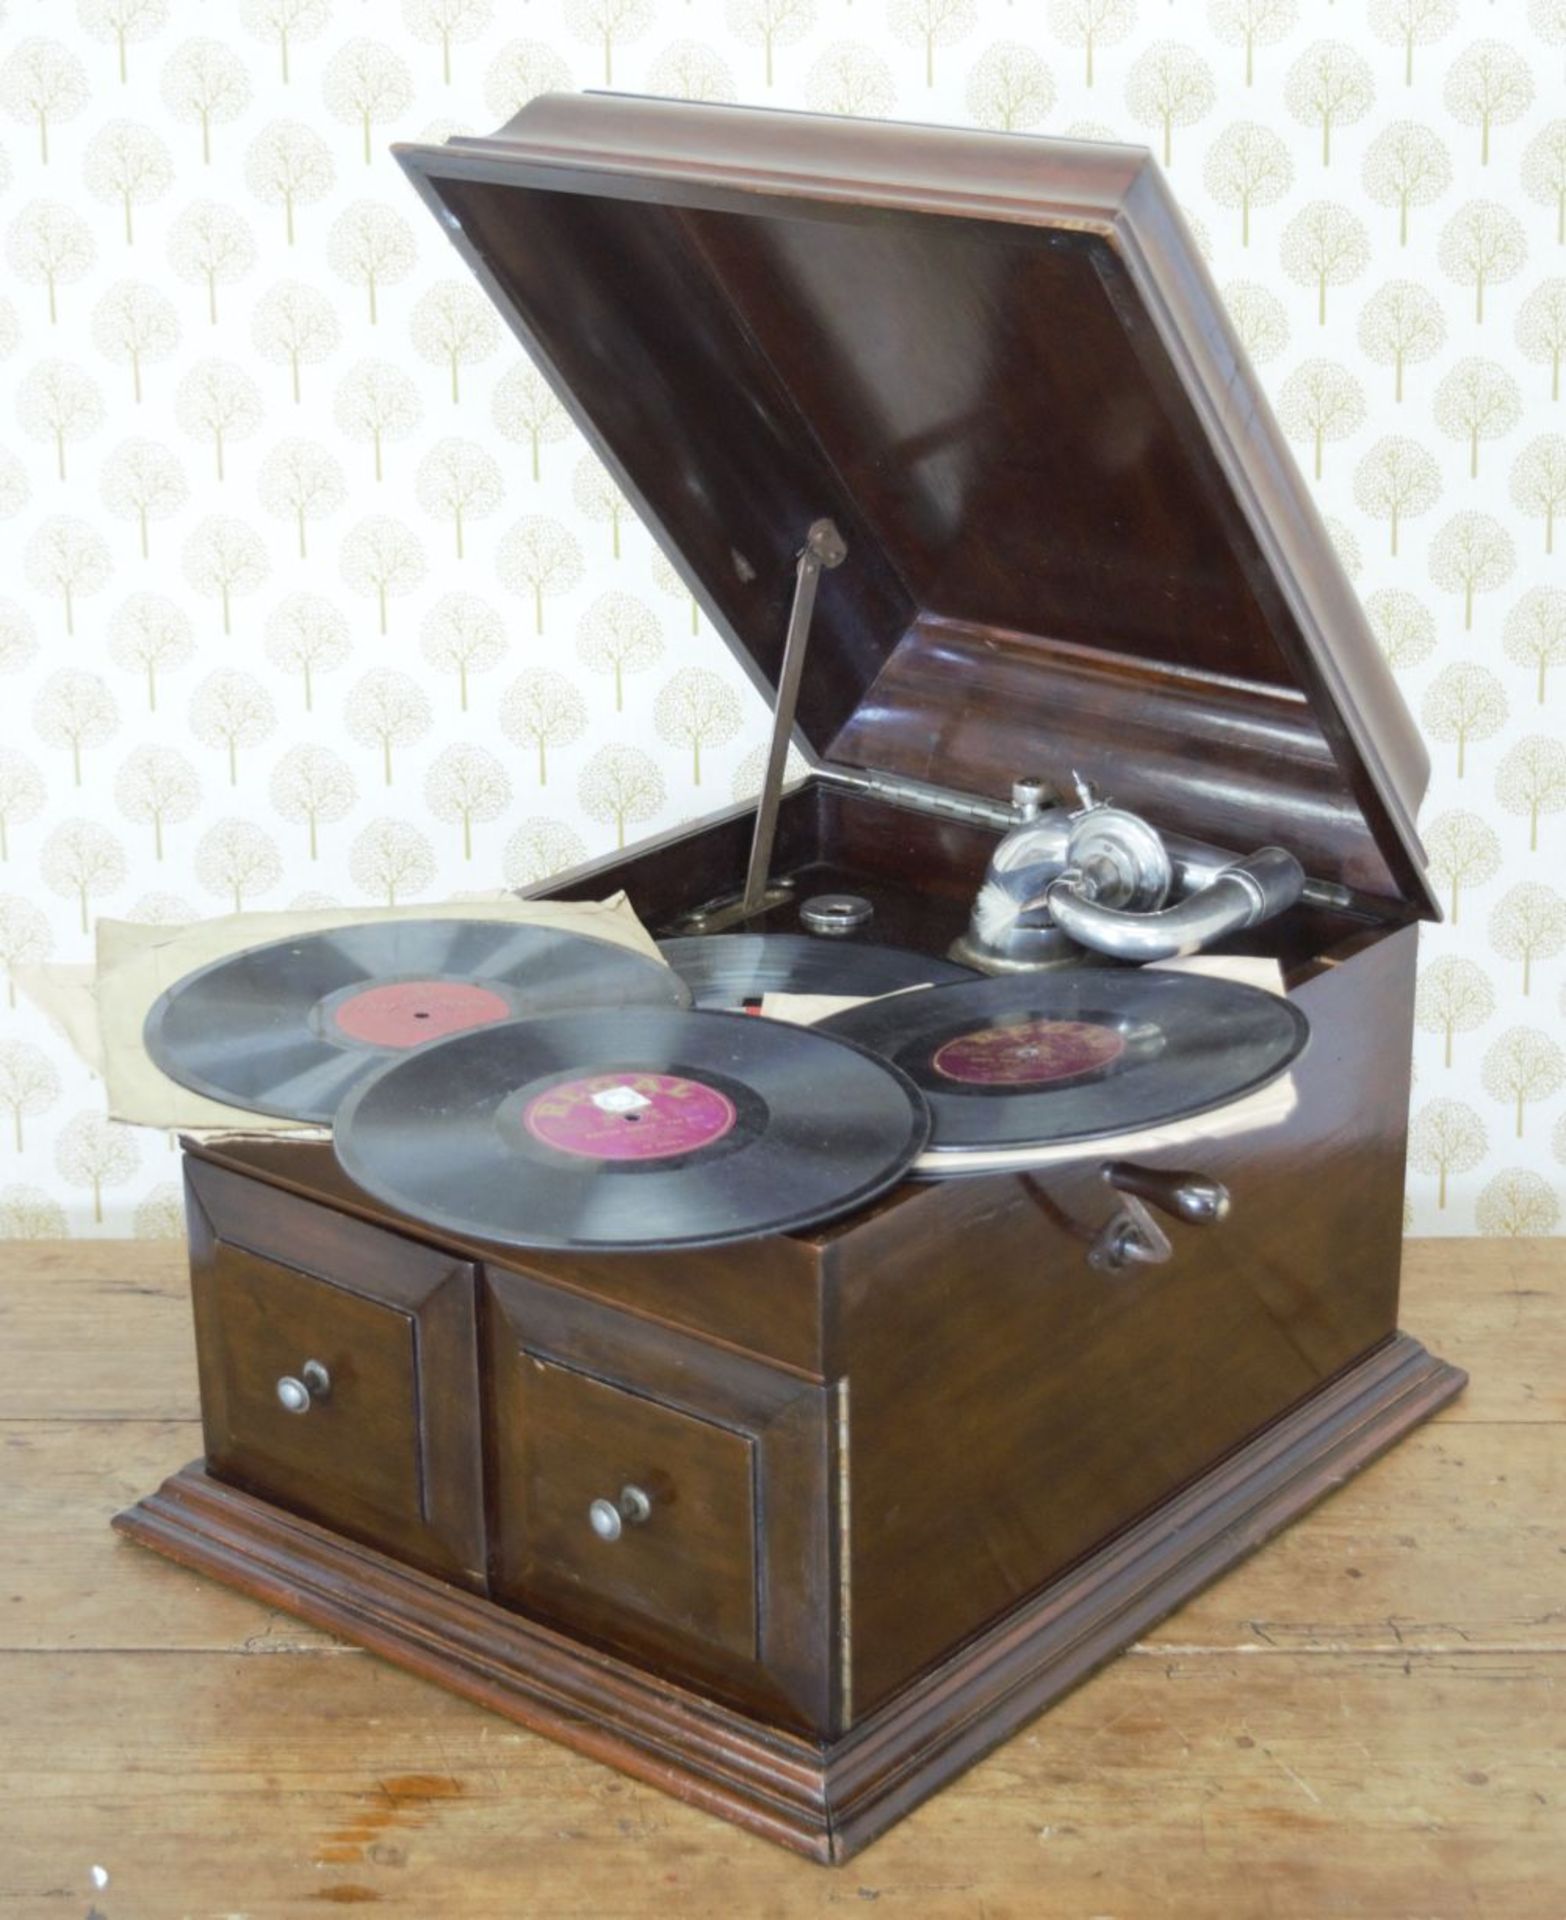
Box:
(659, 933), (978, 1011)
(818, 969), (1309, 1169)
(143, 918), (692, 1124)
(332, 1008), (931, 1251)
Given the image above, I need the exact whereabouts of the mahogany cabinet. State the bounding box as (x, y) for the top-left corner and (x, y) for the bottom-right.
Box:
(120, 828), (1460, 1857)
(117, 95), (1463, 1862)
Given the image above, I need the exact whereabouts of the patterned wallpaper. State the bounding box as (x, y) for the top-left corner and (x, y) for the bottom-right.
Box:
(0, 0), (1561, 1239)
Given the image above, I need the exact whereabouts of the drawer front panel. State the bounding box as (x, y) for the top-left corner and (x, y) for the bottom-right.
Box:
(511, 1354), (758, 1662)
(486, 1265), (834, 1733)
(186, 1157), (485, 1588)
(199, 1251), (423, 1524)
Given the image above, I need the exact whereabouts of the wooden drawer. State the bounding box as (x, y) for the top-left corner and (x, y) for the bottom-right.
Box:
(185, 1158), (485, 1589)
(485, 1266), (836, 1733)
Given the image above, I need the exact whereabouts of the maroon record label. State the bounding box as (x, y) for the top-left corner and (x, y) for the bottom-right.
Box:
(522, 1072), (737, 1162)
(330, 978), (513, 1049)
(931, 1017), (1127, 1086)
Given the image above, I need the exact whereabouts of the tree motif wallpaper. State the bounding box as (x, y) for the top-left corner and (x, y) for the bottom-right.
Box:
(0, 0), (1561, 1238)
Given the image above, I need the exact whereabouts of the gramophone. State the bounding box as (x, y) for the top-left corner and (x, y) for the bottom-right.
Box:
(115, 93), (1462, 1866)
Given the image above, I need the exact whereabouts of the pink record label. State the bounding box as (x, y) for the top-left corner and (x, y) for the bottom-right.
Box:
(932, 1018), (1126, 1086)
(331, 978), (512, 1049)
(523, 1072), (736, 1162)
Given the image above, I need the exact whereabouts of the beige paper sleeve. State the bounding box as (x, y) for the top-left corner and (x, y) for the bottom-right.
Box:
(89, 894), (667, 1133)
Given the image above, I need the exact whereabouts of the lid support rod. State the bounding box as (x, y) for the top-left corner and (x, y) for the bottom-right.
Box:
(740, 518), (847, 917)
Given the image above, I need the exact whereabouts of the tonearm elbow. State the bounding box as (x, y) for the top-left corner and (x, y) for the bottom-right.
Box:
(1041, 847), (1307, 964)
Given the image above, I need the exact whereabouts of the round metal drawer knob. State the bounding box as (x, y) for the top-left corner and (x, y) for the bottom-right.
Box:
(275, 1359), (330, 1415)
(588, 1484), (652, 1542)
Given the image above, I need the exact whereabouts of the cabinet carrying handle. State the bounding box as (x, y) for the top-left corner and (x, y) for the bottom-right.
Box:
(1101, 1162), (1231, 1225)
(1089, 1166), (1231, 1273)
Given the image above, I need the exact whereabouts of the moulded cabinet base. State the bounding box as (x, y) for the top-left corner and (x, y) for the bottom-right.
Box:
(113, 1332), (1463, 1865)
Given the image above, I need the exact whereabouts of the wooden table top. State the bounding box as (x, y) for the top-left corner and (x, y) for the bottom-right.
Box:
(1, 1236), (1561, 1918)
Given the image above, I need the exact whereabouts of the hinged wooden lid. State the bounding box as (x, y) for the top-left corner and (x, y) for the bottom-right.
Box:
(398, 94), (1437, 917)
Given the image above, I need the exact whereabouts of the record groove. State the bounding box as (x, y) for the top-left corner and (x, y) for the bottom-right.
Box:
(144, 918), (691, 1124)
(332, 1008), (931, 1251)
(818, 969), (1309, 1170)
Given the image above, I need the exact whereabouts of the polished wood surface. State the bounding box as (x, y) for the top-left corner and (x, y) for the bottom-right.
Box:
(484, 1264), (834, 1732)
(187, 841), (1423, 1728)
(828, 618), (1403, 903)
(397, 94), (1437, 914)
(831, 921), (1419, 1714)
(197, 1124), (837, 1375)
(187, 1158), (486, 1590)
(3, 1238), (1554, 1911)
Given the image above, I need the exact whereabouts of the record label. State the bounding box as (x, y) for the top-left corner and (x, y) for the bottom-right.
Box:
(932, 1018), (1126, 1087)
(519, 1072), (737, 1162)
(326, 978), (514, 1049)
(332, 1008), (931, 1251)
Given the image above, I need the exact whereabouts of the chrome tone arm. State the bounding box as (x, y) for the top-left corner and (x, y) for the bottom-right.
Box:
(1044, 846), (1306, 963)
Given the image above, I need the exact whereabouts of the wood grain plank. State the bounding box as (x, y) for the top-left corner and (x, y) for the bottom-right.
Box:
(1139, 1419), (1566, 1654)
(1399, 1237), (1565, 1423)
(1, 1420), (340, 1653)
(0, 1240), (195, 1422)
(1, 1648), (1560, 1918)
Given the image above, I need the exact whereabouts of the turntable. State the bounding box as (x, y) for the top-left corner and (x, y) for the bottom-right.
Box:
(116, 96), (1464, 1864)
